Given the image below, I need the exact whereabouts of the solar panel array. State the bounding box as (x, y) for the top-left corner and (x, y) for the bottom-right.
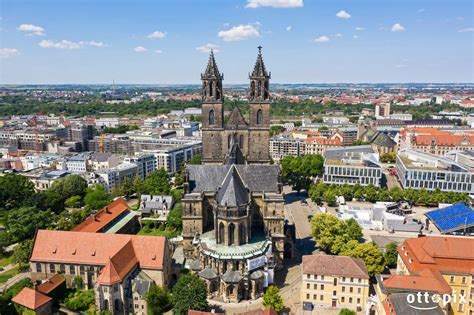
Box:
(425, 203), (474, 233)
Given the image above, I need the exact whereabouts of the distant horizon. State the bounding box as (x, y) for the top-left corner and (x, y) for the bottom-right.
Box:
(1, 82), (473, 87)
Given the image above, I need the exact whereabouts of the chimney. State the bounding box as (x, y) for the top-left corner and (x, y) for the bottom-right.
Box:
(105, 206), (111, 214)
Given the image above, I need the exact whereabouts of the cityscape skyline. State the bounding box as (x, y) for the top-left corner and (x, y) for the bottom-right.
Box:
(1, 0), (473, 84)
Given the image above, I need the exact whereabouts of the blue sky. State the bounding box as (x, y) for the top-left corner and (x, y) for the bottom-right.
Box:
(1, 0), (473, 84)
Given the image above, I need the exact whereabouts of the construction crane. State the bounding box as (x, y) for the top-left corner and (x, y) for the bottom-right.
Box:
(99, 133), (106, 153)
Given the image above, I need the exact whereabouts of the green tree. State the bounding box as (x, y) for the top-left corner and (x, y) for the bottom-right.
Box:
(167, 203), (183, 233)
(83, 184), (112, 210)
(339, 308), (357, 315)
(339, 184), (354, 202)
(380, 152), (396, 163)
(345, 218), (363, 241)
(188, 154), (202, 165)
(132, 175), (144, 195)
(142, 169), (171, 195)
(172, 274), (209, 315)
(323, 190), (337, 206)
(6, 207), (53, 243)
(146, 284), (172, 315)
(262, 285), (284, 312)
(311, 213), (346, 253)
(65, 196), (82, 208)
(0, 174), (35, 210)
(64, 289), (95, 311)
(11, 239), (33, 268)
(389, 187), (404, 202)
(384, 242), (398, 268)
(50, 174), (88, 199)
(340, 242), (385, 275)
(363, 184), (379, 203)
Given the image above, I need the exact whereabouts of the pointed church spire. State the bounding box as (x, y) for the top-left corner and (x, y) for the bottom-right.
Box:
(249, 46), (271, 102)
(203, 49), (222, 79)
(201, 50), (224, 102)
(251, 46), (270, 78)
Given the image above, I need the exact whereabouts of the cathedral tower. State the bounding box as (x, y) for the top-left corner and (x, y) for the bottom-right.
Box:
(201, 50), (225, 164)
(248, 46), (271, 164)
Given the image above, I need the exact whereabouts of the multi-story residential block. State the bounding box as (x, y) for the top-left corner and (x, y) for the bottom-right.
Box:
(63, 153), (90, 173)
(305, 135), (343, 156)
(95, 117), (120, 129)
(88, 152), (121, 171)
(22, 169), (70, 191)
(270, 135), (305, 161)
(377, 235), (473, 315)
(69, 124), (94, 151)
(29, 230), (171, 315)
(301, 255), (370, 312)
(323, 146), (382, 187)
(396, 149), (474, 193)
(124, 153), (156, 180)
(96, 163), (138, 192)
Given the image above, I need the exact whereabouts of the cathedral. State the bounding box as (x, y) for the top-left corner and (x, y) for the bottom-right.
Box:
(181, 48), (295, 303)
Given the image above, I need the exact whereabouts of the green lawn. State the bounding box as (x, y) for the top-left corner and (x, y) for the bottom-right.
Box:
(0, 252), (13, 267)
(137, 227), (179, 238)
(0, 266), (20, 283)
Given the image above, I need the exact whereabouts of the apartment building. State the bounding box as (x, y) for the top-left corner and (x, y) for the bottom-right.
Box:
(270, 135), (305, 161)
(301, 255), (370, 312)
(396, 149), (474, 193)
(323, 146), (382, 187)
(124, 153), (156, 180)
(305, 136), (342, 156)
(96, 162), (138, 192)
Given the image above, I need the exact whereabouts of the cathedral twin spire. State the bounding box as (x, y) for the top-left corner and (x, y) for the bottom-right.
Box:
(201, 47), (270, 102)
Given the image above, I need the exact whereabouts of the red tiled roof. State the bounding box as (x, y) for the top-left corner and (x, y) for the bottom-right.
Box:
(72, 197), (129, 233)
(415, 135), (474, 146)
(12, 288), (52, 310)
(37, 274), (65, 295)
(306, 136), (343, 146)
(31, 230), (166, 273)
(302, 254), (369, 279)
(383, 268), (451, 294)
(398, 235), (474, 275)
(96, 240), (139, 285)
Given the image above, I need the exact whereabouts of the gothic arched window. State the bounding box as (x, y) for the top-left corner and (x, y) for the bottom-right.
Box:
(228, 223), (235, 245)
(209, 109), (215, 125)
(219, 222), (225, 244)
(209, 81), (213, 97)
(257, 109), (263, 125)
(257, 81), (262, 97)
(239, 135), (244, 148)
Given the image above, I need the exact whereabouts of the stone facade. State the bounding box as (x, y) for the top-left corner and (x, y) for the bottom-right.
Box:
(182, 48), (295, 304)
(201, 47), (271, 165)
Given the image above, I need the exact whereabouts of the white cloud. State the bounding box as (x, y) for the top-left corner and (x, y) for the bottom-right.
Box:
(391, 23), (406, 32)
(355, 26), (365, 31)
(459, 28), (474, 32)
(314, 35), (330, 43)
(218, 24), (260, 41)
(0, 48), (19, 58)
(336, 10), (351, 19)
(395, 64), (407, 68)
(147, 31), (166, 39)
(17, 24), (45, 36)
(196, 43), (220, 53)
(154, 49), (163, 54)
(417, 8), (425, 13)
(134, 46), (148, 52)
(286, 25), (292, 31)
(87, 41), (106, 47)
(246, 0), (303, 8)
(334, 33), (342, 37)
(353, 35), (359, 39)
(38, 40), (106, 49)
